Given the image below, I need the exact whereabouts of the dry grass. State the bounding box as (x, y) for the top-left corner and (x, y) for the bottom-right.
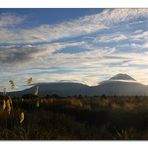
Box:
(0, 96), (147, 139)
(68, 97), (83, 107)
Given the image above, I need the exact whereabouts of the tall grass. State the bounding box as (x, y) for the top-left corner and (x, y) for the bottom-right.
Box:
(1, 78), (148, 139)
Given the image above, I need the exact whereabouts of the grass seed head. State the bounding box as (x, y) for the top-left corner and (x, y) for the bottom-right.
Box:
(6, 99), (11, 115)
(20, 112), (24, 124)
(9, 80), (15, 90)
(8, 96), (12, 105)
(2, 99), (6, 111)
(36, 100), (40, 107)
(27, 77), (32, 86)
(2, 87), (7, 97)
(34, 86), (39, 96)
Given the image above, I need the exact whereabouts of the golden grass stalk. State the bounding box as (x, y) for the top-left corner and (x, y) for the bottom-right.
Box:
(27, 77), (32, 86)
(8, 96), (12, 105)
(2, 99), (6, 111)
(36, 100), (40, 108)
(20, 112), (24, 124)
(3, 87), (7, 97)
(9, 80), (15, 90)
(6, 99), (11, 115)
(34, 86), (39, 96)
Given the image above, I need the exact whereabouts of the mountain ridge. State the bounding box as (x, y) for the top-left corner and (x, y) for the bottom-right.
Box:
(2, 73), (148, 97)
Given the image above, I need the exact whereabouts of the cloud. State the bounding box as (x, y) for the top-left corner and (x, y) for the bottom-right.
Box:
(94, 33), (127, 43)
(0, 13), (25, 27)
(17, 9), (148, 44)
(130, 42), (148, 49)
(131, 31), (148, 41)
(0, 41), (86, 66)
(99, 9), (148, 25)
(1, 9), (148, 44)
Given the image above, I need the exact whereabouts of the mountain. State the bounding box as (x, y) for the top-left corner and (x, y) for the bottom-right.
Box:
(90, 81), (148, 96)
(109, 73), (136, 81)
(11, 82), (90, 97)
(90, 73), (148, 96)
(4, 73), (148, 97)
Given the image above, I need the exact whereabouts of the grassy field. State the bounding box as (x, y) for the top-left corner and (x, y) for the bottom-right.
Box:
(1, 96), (148, 140)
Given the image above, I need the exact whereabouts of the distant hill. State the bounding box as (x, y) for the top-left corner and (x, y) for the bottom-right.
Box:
(7, 82), (90, 97)
(2, 73), (148, 97)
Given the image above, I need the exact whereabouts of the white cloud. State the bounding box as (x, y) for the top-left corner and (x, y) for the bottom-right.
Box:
(0, 41), (86, 66)
(131, 31), (148, 41)
(18, 9), (148, 44)
(94, 33), (127, 43)
(130, 42), (148, 49)
(1, 9), (148, 44)
(0, 13), (25, 27)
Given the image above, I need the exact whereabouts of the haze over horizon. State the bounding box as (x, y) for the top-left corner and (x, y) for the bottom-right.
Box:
(0, 8), (148, 91)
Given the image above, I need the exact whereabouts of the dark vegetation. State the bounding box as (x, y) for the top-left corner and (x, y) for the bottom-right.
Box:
(1, 95), (148, 140)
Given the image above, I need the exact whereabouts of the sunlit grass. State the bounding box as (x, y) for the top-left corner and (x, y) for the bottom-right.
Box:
(0, 96), (147, 139)
(0, 78), (148, 140)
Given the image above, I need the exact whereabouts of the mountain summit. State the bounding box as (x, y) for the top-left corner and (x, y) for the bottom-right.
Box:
(109, 73), (136, 81)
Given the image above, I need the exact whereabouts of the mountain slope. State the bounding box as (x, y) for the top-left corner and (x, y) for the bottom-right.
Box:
(90, 81), (148, 96)
(4, 73), (148, 97)
(14, 82), (90, 97)
(90, 73), (148, 96)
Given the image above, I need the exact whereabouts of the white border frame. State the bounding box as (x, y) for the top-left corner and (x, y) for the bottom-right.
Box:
(0, 0), (148, 8)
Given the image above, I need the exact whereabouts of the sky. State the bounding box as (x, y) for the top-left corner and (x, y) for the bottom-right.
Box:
(1, 8), (148, 91)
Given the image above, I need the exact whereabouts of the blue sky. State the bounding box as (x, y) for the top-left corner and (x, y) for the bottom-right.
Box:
(1, 8), (148, 91)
